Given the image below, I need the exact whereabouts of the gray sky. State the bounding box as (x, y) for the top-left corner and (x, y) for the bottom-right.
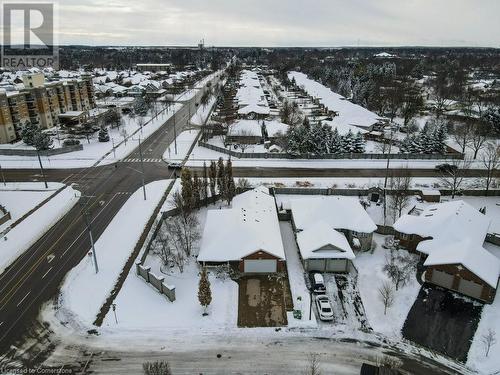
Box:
(55, 0), (499, 47)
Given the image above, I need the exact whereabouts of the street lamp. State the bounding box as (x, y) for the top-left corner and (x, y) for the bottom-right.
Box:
(36, 149), (48, 189)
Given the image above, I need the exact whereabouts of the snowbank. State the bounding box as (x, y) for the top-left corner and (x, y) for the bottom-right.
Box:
(60, 180), (170, 325)
(162, 129), (199, 162)
(0, 184), (80, 274)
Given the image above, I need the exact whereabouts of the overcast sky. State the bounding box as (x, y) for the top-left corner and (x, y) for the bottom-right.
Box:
(54, 0), (499, 47)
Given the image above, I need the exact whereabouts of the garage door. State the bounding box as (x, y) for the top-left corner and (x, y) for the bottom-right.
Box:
(326, 259), (348, 272)
(305, 259), (326, 272)
(458, 278), (483, 300)
(244, 259), (277, 273)
(431, 270), (454, 289)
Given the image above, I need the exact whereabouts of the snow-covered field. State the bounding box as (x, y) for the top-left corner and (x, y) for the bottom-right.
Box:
(58, 180), (170, 325)
(354, 235), (421, 338)
(0, 182), (80, 274)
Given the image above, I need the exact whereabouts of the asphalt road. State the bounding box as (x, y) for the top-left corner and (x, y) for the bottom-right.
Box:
(0, 80), (213, 354)
(43, 334), (471, 375)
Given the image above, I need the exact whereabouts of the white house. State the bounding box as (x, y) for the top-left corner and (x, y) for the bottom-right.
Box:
(296, 221), (355, 272)
(290, 196), (377, 252)
(197, 187), (285, 273)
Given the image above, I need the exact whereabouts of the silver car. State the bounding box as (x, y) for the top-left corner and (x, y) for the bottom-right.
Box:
(315, 295), (334, 321)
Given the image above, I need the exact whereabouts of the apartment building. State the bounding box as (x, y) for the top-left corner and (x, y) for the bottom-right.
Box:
(0, 73), (96, 144)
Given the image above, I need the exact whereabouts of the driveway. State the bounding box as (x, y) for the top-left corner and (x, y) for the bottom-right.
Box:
(237, 275), (292, 327)
(402, 284), (483, 362)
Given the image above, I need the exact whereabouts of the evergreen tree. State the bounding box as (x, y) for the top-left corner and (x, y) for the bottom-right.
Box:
(208, 161), (217, 198)
(353, 132), (366, 153)
(180, 168), (193, 211)
(21, 122), (39, 146)
(342, 130), (355, 153)
(198, 267), (212, 316)
(33, 130), (53, 151)
(98, 127), (110, 142)
(202, 162), (209, 206)
(216, 157), (225, 197)
(329, 128), (342, 154)
(192, 172), (201, 209)
(432, 124), (447, 154)
(225, 159), (236, 204)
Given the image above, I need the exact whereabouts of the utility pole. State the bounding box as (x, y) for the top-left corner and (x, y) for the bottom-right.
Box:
(383, 130), (394, 226)
(36, 149), (48, 189)
(111, 138), (116, 158)
(173, 112), (178, 155)
(138, 137), (147, 200)
(112, 303), (118, 324)
(80, 198), (99, 274)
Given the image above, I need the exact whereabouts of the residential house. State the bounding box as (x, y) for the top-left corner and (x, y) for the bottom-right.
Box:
(197, 187), (285, 273)
(393, 200), (500, 303)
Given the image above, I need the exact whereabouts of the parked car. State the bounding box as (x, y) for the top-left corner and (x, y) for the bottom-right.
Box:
(315, 295), (334, 321)
(167, 161), (182, 169)
(310, 273), (326, 294)
(63, 138), (80, 147)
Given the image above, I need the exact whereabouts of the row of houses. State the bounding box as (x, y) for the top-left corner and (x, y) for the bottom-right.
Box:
(0, 73), (95, 144)
(197, 188), (377, 275)
(236, 70), (270, 120)
(197, 186), (500, 304)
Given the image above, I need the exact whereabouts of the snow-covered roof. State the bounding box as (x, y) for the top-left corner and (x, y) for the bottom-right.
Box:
(198, 187), (285, 262)
(296, 221), (355, 260)
(227, 120), (262, 137)
(264, 120), (289, 137)
(421, 189), (441, 196)
(237, 103), (270, 115)
(394, 201), (490, 251)
(394, 200), (500, 287)
(288, 71), (385, 130)
(424, 242), (500, 288)
(290, 196), (377, 234)
(236, 69), (269, 113)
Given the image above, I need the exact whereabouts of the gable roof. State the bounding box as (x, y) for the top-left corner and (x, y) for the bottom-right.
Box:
(424, 241), (500, 288)
(290, 196), (377, 234)
(393, 200), (490, 254)
(394, 200), (499, 288)
(296, 221), (355, 260)
(197, 187), (284, 262)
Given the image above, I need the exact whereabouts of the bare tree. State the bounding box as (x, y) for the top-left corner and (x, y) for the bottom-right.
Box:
(303, 353), (322, 375)
(451, 121), (473, 154)
(481, 142), (500, 195)
(383, 250), (419, 290)
(378, 281), (395, 315)
(468, 123), (489, 159)
(482, 329), (497, 357)
(437, 158), (472, 199)
(388, 173), (413, 222)
(119, 128), (128, 146)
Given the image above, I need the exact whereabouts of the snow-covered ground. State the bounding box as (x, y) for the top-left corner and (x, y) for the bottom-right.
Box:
(354, 235), (421, 338)
(0, 105), (181, 169)
(0, 182), (61, 226)
(162, 129), (199, 162)
(58, 180), (170, 325)
(467, 272), (500, 373)
(279, 221), (317, 327)
(191, 97), (217, 126)
(101, 259), (238, 330)
(0, 183), (80, 274)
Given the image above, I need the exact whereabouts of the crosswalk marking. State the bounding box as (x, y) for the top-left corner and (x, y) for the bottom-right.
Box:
(123, 158), (163, 163)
